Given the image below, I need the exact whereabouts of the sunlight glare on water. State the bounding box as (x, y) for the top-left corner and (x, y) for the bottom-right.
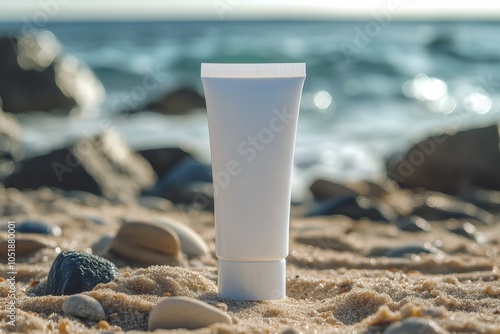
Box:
(313, 90), (333, 111)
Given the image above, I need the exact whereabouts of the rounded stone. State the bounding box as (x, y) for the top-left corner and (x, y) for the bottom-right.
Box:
(157, 218), (209, 258)
(17, 220), (62, 236)
(0, 235), (50, 259)
(109, 220), (180, 265)
(384, 317), (447, 334)
(148, 296), (232, 330)
(62, 294), (105, 321)
(46, 251), (119, 296)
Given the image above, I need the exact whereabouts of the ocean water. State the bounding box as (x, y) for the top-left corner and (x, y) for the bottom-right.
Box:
(1, 20), (500, 191)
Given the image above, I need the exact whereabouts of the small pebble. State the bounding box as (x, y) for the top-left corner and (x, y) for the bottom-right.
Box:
(385, 244), (439, 258)
(148, 296), (232, 330)
(97, 320), (111, 330)
(46, 251), (119, 295)
(449, 222), (478, 241)
(17, 220), (62, 236)
(62, 294), (105, 321)
(109, 220), (180, 265)
(396, 216), (431, 233)
(0, 235), (50, 259)
(58, 320), (70, 334)
(384, 317), (448, 334)
(157, 218), (209, 258)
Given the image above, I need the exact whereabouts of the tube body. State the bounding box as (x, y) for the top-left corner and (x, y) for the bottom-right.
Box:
(201, 63), (305, 300)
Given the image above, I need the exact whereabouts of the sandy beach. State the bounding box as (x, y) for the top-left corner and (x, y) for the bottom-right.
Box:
(1, 185), (499, 334)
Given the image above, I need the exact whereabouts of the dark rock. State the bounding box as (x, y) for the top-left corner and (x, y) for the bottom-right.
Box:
(0, 31), (104, 114)
(308, 178), (396, 201)
(396, 216), (431, 232)
(0, 109), (23, 179)
(46, 251), (119, 296)
(151, 157), (212, 206)
(449, 222), (478, 241)
(156, 157), (212, 189)
(174, 182), (214, 211)
(17, 220), (62, 236)
(309, 179), (358, 201)
(138, 147), (191, 178)
(386, 125), (500, 194)
(144, 87), (205, 115)
(412, 192), (496, 225)
(385, 244), (439, 258)
(305, 195), (396, 222)
(4, 130), (155, 201)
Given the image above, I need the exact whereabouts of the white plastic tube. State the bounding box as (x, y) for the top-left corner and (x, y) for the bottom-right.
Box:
(201, 63), (306, 300)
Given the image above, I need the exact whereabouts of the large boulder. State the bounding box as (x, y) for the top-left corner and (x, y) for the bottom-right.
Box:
(138, 147), (192, 177)
(309, 179), (358, 201)
(4, 130), (155, 201)
(122, 87), (205, 115)
(144, 87), (205, 115)
(151, 157), (214, 210)
(0, 31), (104, 114)
(386, 125), (500, 194)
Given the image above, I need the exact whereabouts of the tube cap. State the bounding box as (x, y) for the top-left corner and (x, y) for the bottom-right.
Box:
(218, 259), (286, 300)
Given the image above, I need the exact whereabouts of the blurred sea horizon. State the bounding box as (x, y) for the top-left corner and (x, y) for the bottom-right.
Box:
(1, 20), (500, 192)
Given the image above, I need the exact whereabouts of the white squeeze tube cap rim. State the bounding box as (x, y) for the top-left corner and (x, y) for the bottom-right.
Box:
(218, 259), (286, 300)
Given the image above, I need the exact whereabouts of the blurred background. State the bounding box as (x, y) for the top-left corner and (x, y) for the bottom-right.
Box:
(1, 0), (500, 202)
